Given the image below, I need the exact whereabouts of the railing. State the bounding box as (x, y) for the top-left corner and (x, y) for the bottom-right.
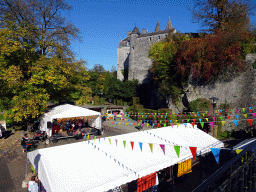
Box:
(193, 140), (256, 192)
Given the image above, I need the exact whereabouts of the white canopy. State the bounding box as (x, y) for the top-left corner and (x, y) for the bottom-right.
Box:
(27, 124), (224, 192)
(39, 104), (101, 136)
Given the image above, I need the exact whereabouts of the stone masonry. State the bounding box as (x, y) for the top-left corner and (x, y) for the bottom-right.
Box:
(117, 17), (177, 83)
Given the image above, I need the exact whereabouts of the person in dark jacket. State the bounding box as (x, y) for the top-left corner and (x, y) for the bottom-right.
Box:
(21, 133), (29, 153)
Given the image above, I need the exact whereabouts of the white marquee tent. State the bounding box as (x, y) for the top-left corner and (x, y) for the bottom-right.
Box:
(39, 104), (101, 137)
(27, 124), (224, 192)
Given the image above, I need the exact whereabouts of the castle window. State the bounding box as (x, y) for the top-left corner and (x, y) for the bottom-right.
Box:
(158, 36), (160, 39)
(149, 37), (152, 41)
(132, 47), (134, 50)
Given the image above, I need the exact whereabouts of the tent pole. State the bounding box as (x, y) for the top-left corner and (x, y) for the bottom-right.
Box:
(25, 157), (28, 180)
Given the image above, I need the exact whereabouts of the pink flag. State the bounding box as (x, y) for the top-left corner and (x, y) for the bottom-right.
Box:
(170, 123), (173, 127)
(160, 144), (165, 155)
(115, 139), (118, 146)
(252, 113), (256, 117)
(209, 122), (214, 128)
(212, 117), (215, 121)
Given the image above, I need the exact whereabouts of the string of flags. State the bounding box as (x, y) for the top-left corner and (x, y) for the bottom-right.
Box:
(210, 148), (247, 164)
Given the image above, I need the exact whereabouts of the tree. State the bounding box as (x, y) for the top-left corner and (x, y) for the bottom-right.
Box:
(90, 64), (105, 73)
(0, 0), (80, 59)
(191, 0), (256, 33)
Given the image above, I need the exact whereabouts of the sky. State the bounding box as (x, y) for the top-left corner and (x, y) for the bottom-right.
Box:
(66, 0), (256, 71)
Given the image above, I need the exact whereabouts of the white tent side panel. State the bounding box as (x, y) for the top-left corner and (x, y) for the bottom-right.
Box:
(88, 116), (101, 129)
(39, 114), (52, 137)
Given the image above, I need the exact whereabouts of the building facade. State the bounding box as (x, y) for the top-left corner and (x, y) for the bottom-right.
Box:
(117, 17), (177, 83)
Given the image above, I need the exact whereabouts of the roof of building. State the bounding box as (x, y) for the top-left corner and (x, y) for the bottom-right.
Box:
(131, 26), (141, 35)
(155, 20), (161, 32)
(165, 16), (173, 30)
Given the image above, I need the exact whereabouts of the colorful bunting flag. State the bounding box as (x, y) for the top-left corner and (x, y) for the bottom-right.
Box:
(160, 144), (165, 155)
(233, 120), (239, 127)
(149, 143), (153, 153)
(139, 142), (143, 152)
(221, 121), (226, 126)
(227, 116), (230, 120)
(174, 146), (180, 158)
(236, 149), (243, 154)
(211, 148), (220, 164)
(236, 115), (239, 119)
(199, 118), (201, 122)
(189, 147), (197, 161)
(220, 116), (223, 121)
(123, 140), (126, 148)
(206, 118), (209, 122)
(243, 114), (247, 118)
(131, 142), (134, 150)
(184, 123), (187, 128)
(247, 119), (253, 126)
(191, 122), (195, 128)
(200, 122), (204, 128)
(99, 137), (100, 142)
(209, 122), (214, 128)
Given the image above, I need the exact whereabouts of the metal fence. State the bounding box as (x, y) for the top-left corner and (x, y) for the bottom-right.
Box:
(193, 140), (256, 192)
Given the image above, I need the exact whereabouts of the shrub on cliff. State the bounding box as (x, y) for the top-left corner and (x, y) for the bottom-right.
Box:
(188, 98), (212, 112)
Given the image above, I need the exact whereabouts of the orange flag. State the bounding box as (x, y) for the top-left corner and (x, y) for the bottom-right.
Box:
(191, 122), (195, 128)
(192, 119), (196, 122)
(227, 116), (230, 120)
(189, 147), (197, 161)
(99, 137), (100, 142)
(131, 141), (134, 150)
(247, 119), (253, 126)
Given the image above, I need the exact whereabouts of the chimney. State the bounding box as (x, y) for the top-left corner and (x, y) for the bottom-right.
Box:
(127, 31), (131, 37)
(142, 29), (146, 34)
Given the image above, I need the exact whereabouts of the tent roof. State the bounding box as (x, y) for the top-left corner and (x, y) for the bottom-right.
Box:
(27, 124), (224, 192)
(45, 104), (100, 119)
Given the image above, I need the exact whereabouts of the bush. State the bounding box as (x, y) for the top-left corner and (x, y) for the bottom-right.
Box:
(94, 96), (100, 105)
(188, 98), (212, 112)
(132, 97), (140, 105)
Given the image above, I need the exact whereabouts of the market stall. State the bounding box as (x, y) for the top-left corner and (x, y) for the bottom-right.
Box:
(27, 123), (224, 192)
(39, 104), (101, 137)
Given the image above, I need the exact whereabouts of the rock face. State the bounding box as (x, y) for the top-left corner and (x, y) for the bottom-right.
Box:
(166, 53), (256, 132)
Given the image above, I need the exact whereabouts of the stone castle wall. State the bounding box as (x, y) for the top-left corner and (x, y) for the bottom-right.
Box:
(117, 45), (130, 81)
(128, 33), (169, 83)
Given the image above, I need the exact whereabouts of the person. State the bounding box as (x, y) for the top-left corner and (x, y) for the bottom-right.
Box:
(21, 133), (29, 153)
(66, 121), (71, 134)
(28, 176), (39, 192)
(78, 120), (82, 131)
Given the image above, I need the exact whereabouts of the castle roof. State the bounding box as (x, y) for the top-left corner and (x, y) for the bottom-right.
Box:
(165, 16), (173, 30)
(139, 28), (176, 37)
(131, 26), (141, 35)
(155, 21), (161, 32)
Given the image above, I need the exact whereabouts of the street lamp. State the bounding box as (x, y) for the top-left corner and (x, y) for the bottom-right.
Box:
(209, 97), (219, 137)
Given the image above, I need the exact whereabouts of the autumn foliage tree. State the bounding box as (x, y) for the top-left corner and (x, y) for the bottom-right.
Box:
(0, 0), (91, 126)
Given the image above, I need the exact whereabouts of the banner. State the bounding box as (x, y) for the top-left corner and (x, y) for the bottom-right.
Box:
(177, 159), (192, 177)
(211, 148), (221, 164)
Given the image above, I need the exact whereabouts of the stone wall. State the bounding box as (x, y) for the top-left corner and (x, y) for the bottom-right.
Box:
(128, 33), (168, 83)
(117, 45), (130, 81)
(168, 53), (256, 131)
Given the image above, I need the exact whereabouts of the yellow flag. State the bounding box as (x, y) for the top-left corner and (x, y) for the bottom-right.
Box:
(206, 118), (208, 122)
(243, 108), (245, 111)
(108, 138), (111, 145)
(147, 123), (149, 127)
(175, 120), (178, 122)
(236, 149), (243, 154)
(149, 143), (153, 153)
(119, 122), (121, 125)
(87, 134), (89, 140)
(202, 114), (205, 116)
(243, 114), (247, 118)
(192, 112), (194, 114)
(221, 121), (226, 126)
(126, 123), (127, 125)
(177, 123), (179, 127)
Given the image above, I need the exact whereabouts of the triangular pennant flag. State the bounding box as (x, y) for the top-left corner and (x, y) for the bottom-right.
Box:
(209, 122), (214, 128)
(200, 122), (204, 128)
(131, 141), (134, 150)
(91, 135), (93, 139)
(206, 118), (209, 122)
(211, 148), (221, 164)
(87, 134), (89, 140)
(220, 116), (223, 121)
(233, 120), (239, 127)
(199, 118), (201, 122)
(187, 119), (189, 122)
(212, 117), (215, 121)
(108, 138), (111, 145)
(227, 116), (230, 120)
(247, 119), (253, 126)
(160, 144), (165, 155)
(94, 136), (96, 141)
(236, 115), (239, 119)
(221, 121), (226, 126)
(149, 143), (153, 153)
(139, 142), (143, 152)
(177, 123), (180, 127)
(170, 123), (173, 128)
(191, 122), (195, 128)
(236, 149), (243, 154)
(99, 137), (100, 142)
(115, 139), (118, 146)
(184, 123), (187, 128)
(243, 114), (247, 118)
(193, 119), (196, 122)
(174, 146), (180, 158)
(202, 113), (205, 116)
(123, 140), (126, 148)
(252, 113), (256, 117)
(189, 147), (197, 161)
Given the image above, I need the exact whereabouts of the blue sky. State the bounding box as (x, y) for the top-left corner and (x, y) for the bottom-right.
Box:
(66, 0), (256, 71)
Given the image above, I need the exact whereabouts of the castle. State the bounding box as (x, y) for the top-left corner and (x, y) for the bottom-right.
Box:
(117, 17), (177, 83)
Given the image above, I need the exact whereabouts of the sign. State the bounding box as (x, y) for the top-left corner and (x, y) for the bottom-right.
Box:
(177, 159), (192, 177)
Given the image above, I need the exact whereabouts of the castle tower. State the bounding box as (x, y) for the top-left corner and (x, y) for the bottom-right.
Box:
(165, 16), (173, 30)
(155, 20), (161, 32)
